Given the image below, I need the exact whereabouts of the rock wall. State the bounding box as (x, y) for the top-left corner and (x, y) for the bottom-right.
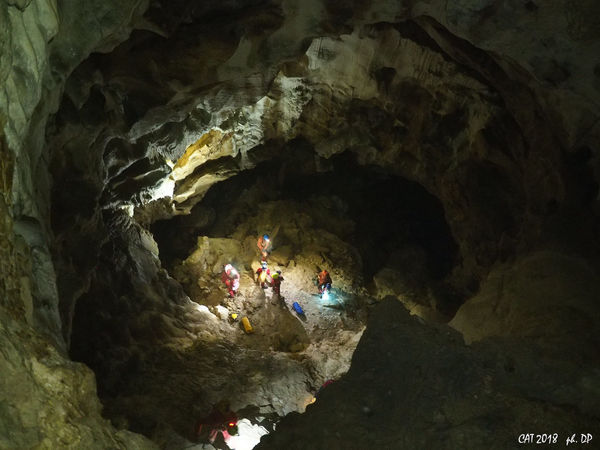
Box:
(449, 250), (600, 362)
(1, 0), (150, 344)
(257, 298), (600, 450)
(0, 1), (157, 447)
(0, 305), (155, 449)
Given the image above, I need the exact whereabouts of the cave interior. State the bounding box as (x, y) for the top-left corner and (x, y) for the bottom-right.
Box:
(1, 1), (600, 449)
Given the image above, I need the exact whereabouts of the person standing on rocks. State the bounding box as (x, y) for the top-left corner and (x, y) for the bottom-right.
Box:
(317, 269), (332, 298)
(271, 270), (284, 301)
(255, 260), (272, 289)
(257, 233), (272, 260)
(221, 264), (240, 297)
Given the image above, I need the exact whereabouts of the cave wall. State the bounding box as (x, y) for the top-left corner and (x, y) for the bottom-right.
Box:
(0, 0), (157, 447)
(1, 0), (152, 346)
(256, 298), (600, 450)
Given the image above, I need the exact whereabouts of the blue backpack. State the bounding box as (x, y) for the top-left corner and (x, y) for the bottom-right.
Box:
(292, 301), (304, 315)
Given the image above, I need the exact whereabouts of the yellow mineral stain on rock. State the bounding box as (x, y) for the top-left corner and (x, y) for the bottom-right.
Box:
(172, 129), (234, 181)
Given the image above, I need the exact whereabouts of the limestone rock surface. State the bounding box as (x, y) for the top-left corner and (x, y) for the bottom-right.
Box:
(257, 298), (600, 450)
(0, 307), (157, 449)
(450, 250), (600, 362)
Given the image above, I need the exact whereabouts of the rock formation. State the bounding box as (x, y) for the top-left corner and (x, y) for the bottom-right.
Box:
(257, 298), (600, 450)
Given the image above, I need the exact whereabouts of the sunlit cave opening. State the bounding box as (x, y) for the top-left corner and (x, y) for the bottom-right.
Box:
(67, 136), (462, 448)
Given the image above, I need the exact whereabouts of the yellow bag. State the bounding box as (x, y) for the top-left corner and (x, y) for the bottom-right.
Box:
(242, 316), (254, 334)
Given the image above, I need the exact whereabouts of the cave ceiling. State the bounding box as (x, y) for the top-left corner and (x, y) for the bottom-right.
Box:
(43, 0), (600, 338)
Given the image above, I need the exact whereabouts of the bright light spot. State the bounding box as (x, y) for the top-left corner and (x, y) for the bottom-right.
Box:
(195, 304), (212, 314)
(225, 419), (268, 450)
(120, 204), (135, 217)
(300, 393), (317, 411)
(149, 175), (175, 201)
(322, 291), (330, 301)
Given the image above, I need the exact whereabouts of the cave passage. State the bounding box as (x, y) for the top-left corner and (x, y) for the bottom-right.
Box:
(67, 141), (462, 446)
(152, 145), (459, 294)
